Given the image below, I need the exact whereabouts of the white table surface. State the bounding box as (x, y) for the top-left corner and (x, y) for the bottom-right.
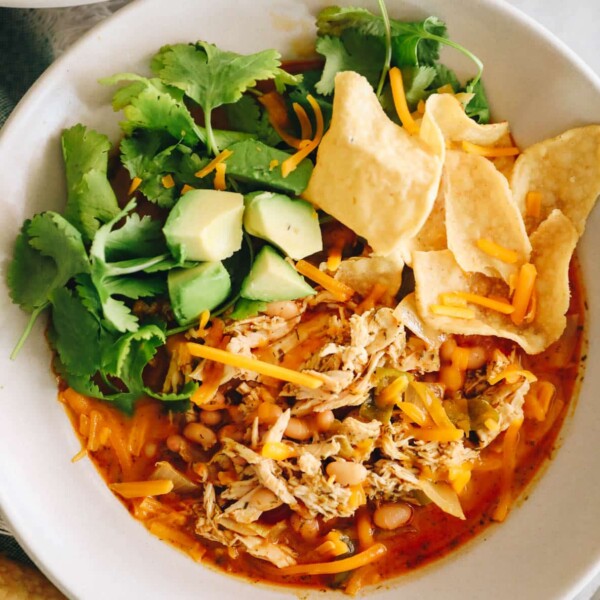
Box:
(501, 3), (600, 598)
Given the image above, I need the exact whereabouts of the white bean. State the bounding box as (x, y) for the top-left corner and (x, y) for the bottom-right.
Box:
(326, 461), (367, 486)
(183, 422), (217, 450)
(285, 417), (312, 441)
(373, 502), (412, 530)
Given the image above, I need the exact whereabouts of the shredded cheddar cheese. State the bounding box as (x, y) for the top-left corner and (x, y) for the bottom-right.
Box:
(295, 259), (355, 301)
(292, 102), (313, 140)
(452, 291), (515, 315)
(186, 342), (324, 389)
(213, 162), (227, 191)
(128, 176), (142, 195)
(281, 95), (324, 178)
(110, 479), (174, 499)
(511, 263), (537, 325)
(525, 191), (542, 219)
(259, 91), (303, 149)
(389, 67), (419, 135)
(181, 184), (195, 195)
(261, 441), (297, 460)
(476, 238), (520, 264)
(462, 140), (520, 157)
(161, 174), (175, 189)
(195, 148), (233, 179)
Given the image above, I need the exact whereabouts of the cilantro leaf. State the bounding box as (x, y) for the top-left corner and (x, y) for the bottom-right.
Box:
(61, 125), (120, 243)
(402, 65), (437, 106)
(89, 200), (171, 333)
(464, 78), (491, 124)
(273, 68), (303, 93)
(145, 381), (198, 402)
(103, 213), (167, 261)
(315, 31), (385, 95)
(225, 139), (313, 195)
(153, 42), (282, 154)
(49, 286), (105, 377)
(315, 7), (482, 85)
(102, 74), (204, 146)
(430, 63), (460, 91)
(225, 95), (281, 147)
(102, 324), (166, 413)
(8, 212), (88, 311)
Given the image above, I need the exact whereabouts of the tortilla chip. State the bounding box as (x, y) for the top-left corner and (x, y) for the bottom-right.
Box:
(445, 150), (531, 282)
(511, 125), (600, 235)
(412, 210), (578, 354)
(334, 255), (403, 297)
(394, 293), (446, 348)
(396, 172), (448, 265)
(303, 71), (442, 255)
(422, 94), (509, 146)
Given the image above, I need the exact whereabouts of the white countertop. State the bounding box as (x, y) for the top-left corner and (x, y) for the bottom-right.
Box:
(505, 3), (599, 598)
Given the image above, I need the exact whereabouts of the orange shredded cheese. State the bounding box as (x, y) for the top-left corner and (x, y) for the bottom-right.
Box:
(524, 287), (538, 324)
(213, 162), (227, 191)
(377, 373), (411, 406)
(295, 259), (355, 301)
(462, 140), (520, 157)
(452, 291), (515, 315)
(259, 91), (303, 149)
(492, 418), (524, 522)
(437, 83), (455, 94)
(348, 484), (367, 510)
(186, 342), (324, 389)
(439, 292), (468, 307)
(488, 364), (537, 385)
(408, 426), (464, 443)
(181, 184), (195, 195)
(476, 238), (519, 264)
(326, 246), (343, 272)
(429, 304), (476, 319)
(281, 95), (324, 178)
(417, 99), (426, 114)
(525, 191), (542, 219)
(128, 176), (142, 195)
(356, 507), (375, 550)
(357, 282), (388, 313)
(389, 67), (419, 135)
(110, 479), (174, 499)
(316, 531), (351, 558)
(511, 263), (537, 325)
(292, 102), (313, 140)
(448, 463), (473, 494)
(279, 543), (387, 576)
(71, 447), (87, 463)
(411, 382), (461, 434)
(261, 441), (297, 460)
(195, 148), (233, 179)
(161, 174), (175, 189)
(269, 159), (280, 171)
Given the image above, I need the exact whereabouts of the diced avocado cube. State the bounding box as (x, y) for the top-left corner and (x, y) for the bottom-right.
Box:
(244, 191), (323, 260)
(240, 245), (315, 302)
(163, 189), (244, 263)
(168, 262), (231, 326)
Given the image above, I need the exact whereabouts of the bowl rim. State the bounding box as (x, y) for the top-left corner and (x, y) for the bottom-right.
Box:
(1, 0), (600, 598)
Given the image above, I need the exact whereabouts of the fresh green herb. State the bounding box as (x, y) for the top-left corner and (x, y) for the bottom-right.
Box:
(225, 95), (282, 147)
(464, 78), (491, 124)
(62, 125), (120, 243)
(151, 43), (285, 155)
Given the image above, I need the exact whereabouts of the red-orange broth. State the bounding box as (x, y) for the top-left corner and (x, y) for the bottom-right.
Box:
(58, 252), (585, 593)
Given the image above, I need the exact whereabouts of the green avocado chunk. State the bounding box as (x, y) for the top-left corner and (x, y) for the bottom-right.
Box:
(240, 245), (315, 302)
(244, 191), (323, 260)
(168, 262), (231, 326)
(163, 189), (244, 263)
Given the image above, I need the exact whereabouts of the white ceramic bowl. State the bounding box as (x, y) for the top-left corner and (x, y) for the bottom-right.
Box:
(0, 1), (599, 598)
(0, 0), (105, 6)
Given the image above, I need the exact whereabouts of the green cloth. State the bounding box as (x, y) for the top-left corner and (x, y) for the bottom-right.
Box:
(0, 9), (53, 126)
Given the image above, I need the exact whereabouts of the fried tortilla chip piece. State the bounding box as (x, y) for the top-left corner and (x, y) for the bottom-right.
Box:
(396, 172), (448, 265)
(445, 150), (531, 282)
(334, 255), (403, 297)
(303, 71), (442, 255)
(413, 210), (578, 354)
(511, 125), (600, 234)
(422, 93), (509, 146)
